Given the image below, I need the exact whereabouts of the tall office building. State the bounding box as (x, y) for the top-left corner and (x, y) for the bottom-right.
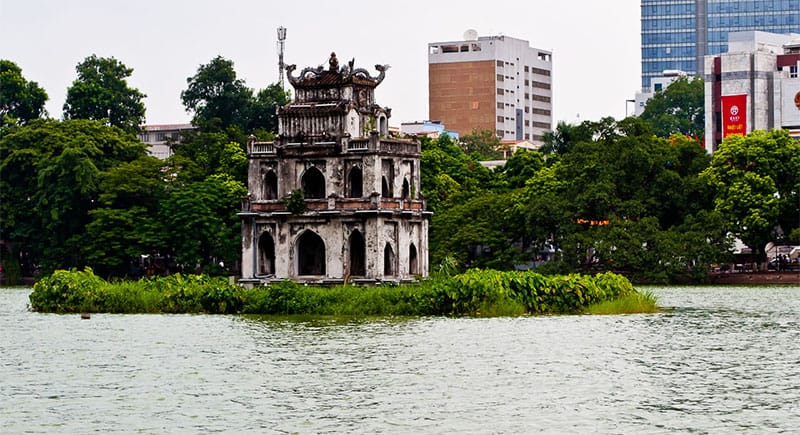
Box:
(641, 0), (800, 89)
(428, 32), (553, 145)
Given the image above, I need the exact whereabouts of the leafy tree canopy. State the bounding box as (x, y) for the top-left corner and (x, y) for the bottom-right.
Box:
(0, 60), (48, 127)
(639, 76), (704, 138)
(0, 119), (147, 274)
(701, 130), (800, 259)
(63, 55), (146, 134)
(181, 56), (254, 131)
(459, 129), (503, 160)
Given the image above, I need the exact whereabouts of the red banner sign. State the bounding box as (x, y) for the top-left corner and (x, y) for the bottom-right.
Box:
(722, 94), (747, 139)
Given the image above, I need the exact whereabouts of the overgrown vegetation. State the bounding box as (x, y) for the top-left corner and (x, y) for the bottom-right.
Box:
(29, 268), (652, 317)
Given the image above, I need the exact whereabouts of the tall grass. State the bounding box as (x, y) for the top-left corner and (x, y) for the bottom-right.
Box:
(30, 268), (657, 316)
(585, 289), (659, 315)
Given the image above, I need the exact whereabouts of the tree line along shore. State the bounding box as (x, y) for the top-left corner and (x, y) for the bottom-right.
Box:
(3, 59), (800, 285)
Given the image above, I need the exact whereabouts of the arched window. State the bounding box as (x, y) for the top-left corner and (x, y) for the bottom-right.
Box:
(297, 231), (326, 276)
(384, 242), (395, 276)
(401, 177), (410, 199)
(258, 232), (276, 276)
(409, 243), (418, 275)
(348, 230), (366, 277)
(381, 176), (391, 198)
(263, 170), (278, 200)
(302, 167), (325, 199)
(348, 167), (363, 198)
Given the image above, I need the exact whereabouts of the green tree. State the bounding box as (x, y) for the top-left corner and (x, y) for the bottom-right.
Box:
(83, 156), (167, 277)
(701, 130), (800, 264)
(168, 131), (248, 183)
(181, 56), (254, 131)
(541, 120), (593, 156)
(0, 60), (48, 127)
(499, 149), (545, 189)
(430, 191), (522, 270)
(459, 129), (503, 160)
(63, 55), (146, 134)
(248, 83), (290, 135)
(639, 76), (704, 138)
(0, 119), (147, 274)
(159, 174), (246, 273)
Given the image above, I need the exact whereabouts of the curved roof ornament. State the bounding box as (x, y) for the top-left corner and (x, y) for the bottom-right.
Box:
(285, 54), (389, 86)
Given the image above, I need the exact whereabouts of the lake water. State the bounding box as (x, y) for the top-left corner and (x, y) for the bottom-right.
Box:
(2, 286), (799, 433)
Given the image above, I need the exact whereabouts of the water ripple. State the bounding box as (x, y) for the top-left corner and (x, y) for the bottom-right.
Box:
(2, 286), (800, 433)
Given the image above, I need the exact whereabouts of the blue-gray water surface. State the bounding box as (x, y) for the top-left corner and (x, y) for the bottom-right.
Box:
(1, 286), (799, 433)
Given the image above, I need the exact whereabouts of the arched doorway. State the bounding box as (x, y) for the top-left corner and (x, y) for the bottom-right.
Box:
(302, 167), (325, 199)
(297, 231), (326, 275)
(258, 232), (275, 276)
(263, 171), (278, 200)
(348, 167), (363, 198)
(409, 243), (418, 275)
(384, 242), (395, 276)
(401, 177), (410, 199)
(348, 230), (366, 277)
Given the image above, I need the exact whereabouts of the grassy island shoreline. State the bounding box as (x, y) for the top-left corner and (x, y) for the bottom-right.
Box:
(29, 268), (658, 316)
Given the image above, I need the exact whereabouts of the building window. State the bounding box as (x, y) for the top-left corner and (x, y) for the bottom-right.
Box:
(497, 88), (504, 95)
(532, 121), (551, 129)
(496, 60), (504, 67)
(524, 66), (529, 72)
(381, 176), (392, 198)
(257, 232), (275, 276)
(497, 102), (504, 109)
(532, 108), (551, 116)
(409, 243), (418, 275)
(497, 116), (505, 123)
(348, 230), (366, 277)
(524, 120), (530, 126)
(348, 166), (363, 198)
(472, 101), (480, 109)
(302, 167), (326, 199)
(531, 67), (551, 76)
(264, 170), (278, 200)
(524, 106), (530, 113)
(532, 95), (551, 103)
(532, 81), (551, 90)
(384, 243), (395, 276)
(297, 231), (326, 276)
(525, 133), (530, 140)
(497, 74), (504, 82)
(496, 130), (504, 137)
(791, 65), (798, 78)
(524, 93), (530, 100)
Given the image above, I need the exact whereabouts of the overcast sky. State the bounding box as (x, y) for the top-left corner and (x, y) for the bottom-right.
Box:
(1, 0), (641, 127)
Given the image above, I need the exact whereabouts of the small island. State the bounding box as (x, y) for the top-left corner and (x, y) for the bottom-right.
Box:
(28, 267), (656, 316)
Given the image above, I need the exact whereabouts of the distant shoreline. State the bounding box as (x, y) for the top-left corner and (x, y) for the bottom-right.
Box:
(708, 272), (800, 285)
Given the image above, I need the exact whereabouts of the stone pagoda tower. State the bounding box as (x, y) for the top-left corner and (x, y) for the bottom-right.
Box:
(239, 53), (430, 285)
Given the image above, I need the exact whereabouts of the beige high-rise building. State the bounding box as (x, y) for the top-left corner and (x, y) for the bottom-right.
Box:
(428, 32), (553, 145)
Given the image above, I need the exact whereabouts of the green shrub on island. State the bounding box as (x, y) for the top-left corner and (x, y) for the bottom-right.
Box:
(29, 268), (651, 316)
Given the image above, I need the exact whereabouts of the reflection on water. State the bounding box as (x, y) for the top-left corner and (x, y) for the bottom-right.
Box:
(1, 286), (799, 433)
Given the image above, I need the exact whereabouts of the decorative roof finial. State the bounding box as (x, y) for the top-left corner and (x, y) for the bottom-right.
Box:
(328, 52), (339, 72)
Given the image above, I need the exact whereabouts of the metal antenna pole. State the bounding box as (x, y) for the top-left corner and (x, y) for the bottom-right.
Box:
(277, 26), (287, 90)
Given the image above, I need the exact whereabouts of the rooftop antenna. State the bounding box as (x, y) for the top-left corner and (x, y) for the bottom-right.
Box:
(277, 26), (287, 90)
